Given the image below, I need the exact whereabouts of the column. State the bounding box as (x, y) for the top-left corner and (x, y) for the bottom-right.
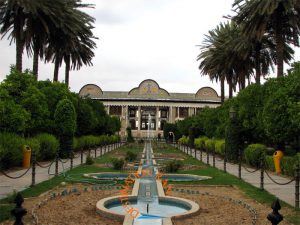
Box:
(169, 106), (173, 123)
(156, 106), (159, 131)
(138, 106), (141, 131)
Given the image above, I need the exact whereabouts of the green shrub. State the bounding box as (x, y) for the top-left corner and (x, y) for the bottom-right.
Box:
(244, 144), (267, 167)
(178, 136), (188, 145)
(265, 155), (298, 176)
(54, 99), (76, 157)
(35, 133), (59, 160)
(111, 158), (125, 170)
(126, 127), (134, 143)
(283, 146), (297, 156)
(125, 151), (137, 162)
(204, 139), (215, 152)
(164, 160), (182, 173)
(85, 155), (94, 165)
(194, 136), (208, 150)
(0, 132), (26, 169)
(266, 147), (275, 156)
(215, 139), (225, 156)
(26, 137), (40, 159)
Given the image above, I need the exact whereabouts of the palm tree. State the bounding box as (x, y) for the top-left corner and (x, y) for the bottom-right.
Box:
(0, 0), (30, 72)
(198, 22), (253, 101)
(232, 0), (300, 77)
(46, 1), (96, 85)
(24, 0), (67, 79)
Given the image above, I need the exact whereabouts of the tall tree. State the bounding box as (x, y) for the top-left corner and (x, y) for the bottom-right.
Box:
(232, 0), (300, 77)
(45, 0), (96, 85)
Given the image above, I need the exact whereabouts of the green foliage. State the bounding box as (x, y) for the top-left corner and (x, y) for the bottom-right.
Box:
(265, 155), (298, 176)
(225, 116), (242, 161)
(35, 133), (59, 160)
(54, 99), (77, 136)
(178, 135), (188, 145)
(0, 132), (26, 169)
(215, 139), (225, 156)
(188, 127), (196, 148)
(85, 155), (94, 165)
(111, 158), (124, 170)
(164, 160), (182, 173)
(244, 144), (267, 167)
(54, 99), (76, 157)
(0, 70), (120, 140)
(126, 127), (134, 143)
(194, 136), (208, 150)
(125, 151), (137, 162)
(0, 89), (30, 133)
(26, 137), (41, 158)
(170, 62), (300, 152)
(204, 139), (215, 152)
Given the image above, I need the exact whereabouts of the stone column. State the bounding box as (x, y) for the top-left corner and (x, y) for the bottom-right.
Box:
(156, 106), (159, 131)
(138, 106), (141, 131)
(169, 106), (173, 123)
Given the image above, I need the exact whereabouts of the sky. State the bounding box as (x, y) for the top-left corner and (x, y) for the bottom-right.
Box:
(0, 0), (299, 95)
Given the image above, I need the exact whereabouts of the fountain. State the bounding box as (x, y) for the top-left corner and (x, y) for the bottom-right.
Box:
(95, 140), (204, 225)
(92, 114), (206, 224)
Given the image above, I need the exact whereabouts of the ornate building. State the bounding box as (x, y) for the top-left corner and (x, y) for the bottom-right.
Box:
(79, 79), (221, 138)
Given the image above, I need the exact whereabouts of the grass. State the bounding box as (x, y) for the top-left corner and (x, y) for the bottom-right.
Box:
(94, 143), (143, 164)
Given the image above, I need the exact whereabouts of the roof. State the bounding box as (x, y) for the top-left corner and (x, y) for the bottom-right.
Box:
(79, 79), (221, 103)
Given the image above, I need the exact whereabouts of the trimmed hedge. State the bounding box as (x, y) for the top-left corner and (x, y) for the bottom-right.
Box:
(194, 136), (208, 149)
(178, 136), (189, 145)
(0, 132), (120, 169)
(35, 133), (59, 160)
(244, 144), (267, 167)
(215, 139), (225, 156)
(205, 139), (215, 152)
(0, 133), (25, 169)
(74, 135), (120, 151)
(265, 155), (299, 176)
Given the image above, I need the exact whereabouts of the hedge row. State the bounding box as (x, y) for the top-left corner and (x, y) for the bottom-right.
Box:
(73, 134), (120, 150)
(0, 132), (59, 169)
(186, 135), (299, 176)
(0, 132), (120, 169)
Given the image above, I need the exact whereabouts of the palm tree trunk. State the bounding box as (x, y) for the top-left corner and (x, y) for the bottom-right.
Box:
(65, 55), (70, 86)
(255, 49), (261, 84)
(228, 77), (233, 98)
(53, 59), (60, 82)
(32, 45), (39, 80)
(15, 11), (24, 72)
(221, 75), (225, 104)
(240, 73), (246, 90)
(275, 12), (284, 77)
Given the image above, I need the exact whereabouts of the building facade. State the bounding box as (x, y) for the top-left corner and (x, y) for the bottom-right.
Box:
(79, 79), (221, 138)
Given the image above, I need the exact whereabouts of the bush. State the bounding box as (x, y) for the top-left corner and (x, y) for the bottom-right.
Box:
(26, 137), (40, 159)
(111, 158), (125, 170)
(178, 136), (188, 145)
(265, 155), (298, 176)
(164, 160), (182, 173)
(54, 99), (76, 157)
(0, 132), (26, 169)
(204, 139), (215, 152)
(194, 136), (208, 150)
(35, 133), (59, 160)
(85, 155), (94, 165)
(215, 139), (225, 156)
(244, 144), (267, 167)
(125, 151), (137, 162)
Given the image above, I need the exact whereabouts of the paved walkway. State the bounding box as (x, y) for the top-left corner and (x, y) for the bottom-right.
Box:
(0, 144), (119, 199)
(175, 144), (298, 208)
